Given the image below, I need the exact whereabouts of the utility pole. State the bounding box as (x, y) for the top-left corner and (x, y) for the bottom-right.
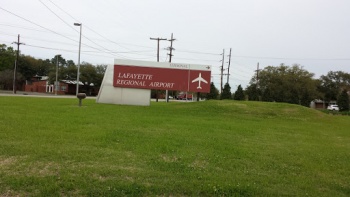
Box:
(255, 62), (261, 87)
(12, 34), (24, 94)
(226, 48), (232, 84)
(166, 33), (176, 102)
(150, 37), (167, 62)
(167, 33), (175, 63)
(150, 37), (167, 102)
(220, 49), (225, 94)
(55, 54), (61, 96)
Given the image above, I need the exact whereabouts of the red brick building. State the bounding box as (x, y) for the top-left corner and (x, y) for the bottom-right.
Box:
(24, 76), (97, 95)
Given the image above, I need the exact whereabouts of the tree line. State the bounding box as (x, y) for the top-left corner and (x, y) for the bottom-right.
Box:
(205, 64), (350, 111)
(0, 44), (106, 94)
(1, 43), (349, 110)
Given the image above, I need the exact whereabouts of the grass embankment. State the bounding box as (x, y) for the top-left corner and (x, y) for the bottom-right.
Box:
(0, 97), (349, 196)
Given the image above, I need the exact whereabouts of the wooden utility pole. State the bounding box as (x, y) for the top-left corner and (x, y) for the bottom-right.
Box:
(166, 33), (176, 102)
(255, 62), (261, 87)
(226, 48), (232, 84)
(220, 49), (225, 94)
(12, 34), (24, 94)
(167, 33), (175, 62)
(150, 37), (167, 102)
(150, 37), (167, 62)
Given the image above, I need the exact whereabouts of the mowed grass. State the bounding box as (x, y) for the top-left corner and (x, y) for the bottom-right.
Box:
(0, 96), (349, 196)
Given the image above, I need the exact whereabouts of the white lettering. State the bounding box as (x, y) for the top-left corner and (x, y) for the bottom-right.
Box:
(169, 63), (189, 69)
(149, 82), (175, 89)
(116, 79), (146, 87)
(118, 72), (153, 80)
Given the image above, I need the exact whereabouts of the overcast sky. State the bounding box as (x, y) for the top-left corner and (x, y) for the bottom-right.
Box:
(1, 0), (349, 89)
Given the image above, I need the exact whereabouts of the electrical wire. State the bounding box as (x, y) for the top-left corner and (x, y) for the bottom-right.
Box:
(232, 55), (350, 61)
(0, 23), (49, 33)
(0, 6), (77, 44)
(47, 0), (136, 52)
(0, 6), (109, 54)
(38, 0), (131, 59)
(175, 49), (221, 56)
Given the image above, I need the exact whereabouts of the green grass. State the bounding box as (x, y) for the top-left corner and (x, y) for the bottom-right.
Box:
(0, 96), (349, 196)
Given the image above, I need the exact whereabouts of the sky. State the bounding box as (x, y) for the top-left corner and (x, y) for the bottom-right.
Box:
(1, 0), (350, 90)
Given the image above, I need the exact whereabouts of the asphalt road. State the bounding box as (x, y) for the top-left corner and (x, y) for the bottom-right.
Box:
(0, 90), (198, 102)
(0, 90), (95, 99)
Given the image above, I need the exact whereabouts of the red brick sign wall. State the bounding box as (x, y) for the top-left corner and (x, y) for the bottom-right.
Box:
(113, 64), (211, 93)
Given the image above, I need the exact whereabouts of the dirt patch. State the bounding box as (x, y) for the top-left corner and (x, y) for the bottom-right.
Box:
(0, 156), (18, 168)
(0, 189), (23, 197)
(161, 155), (179, 163)
(189, 159), (208, 169)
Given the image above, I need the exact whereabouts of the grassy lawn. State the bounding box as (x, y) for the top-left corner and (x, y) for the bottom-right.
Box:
(0, 96), (349, 196)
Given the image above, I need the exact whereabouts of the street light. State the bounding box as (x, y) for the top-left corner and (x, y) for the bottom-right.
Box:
(55, 54), (61, 95)
(74, 23), (82, 96)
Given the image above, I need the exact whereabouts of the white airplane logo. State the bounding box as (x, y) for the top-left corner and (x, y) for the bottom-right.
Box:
(192, 73), (208, 89)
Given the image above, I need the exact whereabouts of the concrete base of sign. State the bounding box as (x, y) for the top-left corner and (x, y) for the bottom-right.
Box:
(96, 65), (151, 106)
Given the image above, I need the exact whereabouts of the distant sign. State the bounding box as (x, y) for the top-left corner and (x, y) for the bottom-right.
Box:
(113, 60), (211, 93)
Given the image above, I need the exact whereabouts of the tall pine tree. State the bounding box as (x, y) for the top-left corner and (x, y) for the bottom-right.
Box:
(206, 82), (219, 100)
(234, 85), (245, 100)
(221, 83), (232, 99)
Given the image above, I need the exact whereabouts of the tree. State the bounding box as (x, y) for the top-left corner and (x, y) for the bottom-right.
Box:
(318, 71), (350, 102)
(18, 55), (39, 80)
(0, 46), (107, 93)
(205, 82), (219, 100)
(95, 64), (107, 87)
(0, 44), (16, 71)
(233, 85), (245, 100)
(0, 44), (16, 89)
(48, 55), (76, 83)
(220, 83), (232, 99)
(337, 89), (349, 111)
(245, 83), (260, 101)
(262, 87), (273, 102)
(36, 59), (53, 76)
(79, 62), (98, 95)
(248, 64), (319, 105)
(0, 69), (15, 90)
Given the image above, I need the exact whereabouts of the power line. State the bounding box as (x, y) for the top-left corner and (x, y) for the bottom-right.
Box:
(38, 0), (78, 33)
(23, 43), (157, 60)
(0, 6), (106, 54)
(0, 5), (130, 59)
(38, 1), (130, 59)
(0, 23), (49, 33)
(170, 57), (219, 62)
(47, 0), (135, 52)
(232, 55), (350, 61)
(0, 6), (77, 44)
(175, 49), (221, 56)
(0, 28), (155, 54)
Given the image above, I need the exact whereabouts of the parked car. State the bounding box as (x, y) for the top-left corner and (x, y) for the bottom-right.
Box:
(327, 104), (339, 111)
(176, 93), (193, 100)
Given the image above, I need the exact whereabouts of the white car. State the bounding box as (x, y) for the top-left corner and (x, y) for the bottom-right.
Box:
(327, 104), (339, 111)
